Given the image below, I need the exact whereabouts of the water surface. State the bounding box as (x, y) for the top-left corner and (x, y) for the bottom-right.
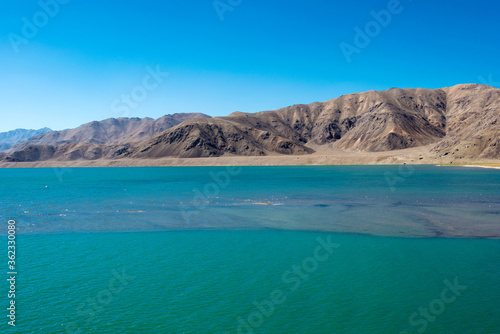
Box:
(1, 166), (499, 237)
(1, 166), (499, 333)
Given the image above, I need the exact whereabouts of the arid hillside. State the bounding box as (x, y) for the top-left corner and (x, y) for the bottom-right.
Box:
(4, 113), (210, 154)
(2, 84), (498, 163)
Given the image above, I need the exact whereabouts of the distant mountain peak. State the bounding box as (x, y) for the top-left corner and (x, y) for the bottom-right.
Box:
(2, 86), (499, 162)
(0, 127), (53, 152)
(3, 113), (211, 154)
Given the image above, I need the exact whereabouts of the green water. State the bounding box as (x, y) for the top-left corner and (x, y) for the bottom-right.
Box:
(8, 231), (500, 333)
(1, 165), (499, 237)
(0, 166), (499, 333)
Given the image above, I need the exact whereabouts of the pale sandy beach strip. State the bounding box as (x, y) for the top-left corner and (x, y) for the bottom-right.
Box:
(460, 165), (500, 170)
(1, 146), (500, 168)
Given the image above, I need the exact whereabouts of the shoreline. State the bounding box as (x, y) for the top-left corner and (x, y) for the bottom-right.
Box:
(3, 228), (499, 239)
(1, 159), (499, 169)
(437, 163), (500, 169)
(1, 146), (499, 168)
(458, 164), (500, 170)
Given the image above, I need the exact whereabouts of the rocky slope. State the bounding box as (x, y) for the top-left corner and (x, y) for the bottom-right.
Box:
(430, 85), (500, 159)
(0, 127), (52, 151)
(114, 84), (498, 159)
(4, 113), (210, 154)
(2, 84), (499, 162)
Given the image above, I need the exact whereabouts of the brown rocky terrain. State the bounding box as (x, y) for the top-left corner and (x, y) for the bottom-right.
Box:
(0, 127), (52, 151)
(1, 84), (499, 165)
(429, 85), (500, 160)
(4, 113), (210, 154)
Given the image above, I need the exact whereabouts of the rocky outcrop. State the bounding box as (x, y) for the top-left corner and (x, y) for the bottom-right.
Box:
(0, 127), (52, 151)
(2, 84), (499, 162)
(4, 113), (210, 154)
(119, 118), (314, 158)
(430, 84), (500, 160)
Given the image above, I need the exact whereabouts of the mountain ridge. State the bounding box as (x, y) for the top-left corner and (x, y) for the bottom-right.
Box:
(2, 84), (499, 163)
(4, 113), (211, 154)
(0, 127), (52, 151)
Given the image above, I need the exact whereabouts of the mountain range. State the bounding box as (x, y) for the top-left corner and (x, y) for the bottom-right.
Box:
(3, 113), (210, 153)
(0, 127), (52, 151)
(1, 84), (499, 164)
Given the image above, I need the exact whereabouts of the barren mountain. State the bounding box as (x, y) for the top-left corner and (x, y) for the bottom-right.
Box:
(430, 85), (500, 159)
(114, 84), (498, 159)
(3, 84), (499, 163)
(121, 117), (315, 159)
(4, 113), (210, 154)
(0, 127), (52, 151)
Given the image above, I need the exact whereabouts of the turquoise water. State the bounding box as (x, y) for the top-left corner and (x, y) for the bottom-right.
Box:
(5, 231), (500, 334)
(1, 166), (499, 333)
(1, 166), (499, 237)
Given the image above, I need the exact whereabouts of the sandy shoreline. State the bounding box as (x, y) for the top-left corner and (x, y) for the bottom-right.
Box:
(1, 146), (499, 168)
(458, 165), (500, 169)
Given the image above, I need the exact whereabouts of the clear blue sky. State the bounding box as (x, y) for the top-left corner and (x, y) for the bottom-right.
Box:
(0, 0), (498, 132)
